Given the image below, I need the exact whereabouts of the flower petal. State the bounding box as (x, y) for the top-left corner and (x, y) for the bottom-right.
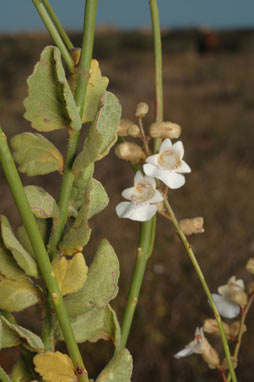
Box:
(145, 154), (159, 166)
(149, 190), (164, 204)
(116, 201), (157, 221)
(143, 163), (164, 179)
(157, 170), (185, 189)
(177, 160), (191, 174)
(121, 187), (135, 201)
(143, 175), (156, 189)
(174, 346), (194, 359)
(212, 294), (240, 319)
(159, 138), (172, 153)
(172, 140), (184, 159)
(133, 170), (144, 185)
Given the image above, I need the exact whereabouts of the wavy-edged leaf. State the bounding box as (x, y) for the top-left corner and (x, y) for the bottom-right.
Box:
(11, 132), (64, 175)
(64, 239), (119, 316)
(24, 185), (59, 219)
(0, 215), (38, 278)
(73, 91), (121, 172)
(24, 46), (81, 132)
(82, 59), (109, 124)
(95, 349), (133, 382)
(52, 252), (88, 296)
(0, 275), (41, 312)
(0, 239), (26, 280)
(33, 351), (78, 382)
(17, 219), (51, 259)
(0, 315), (44, 352)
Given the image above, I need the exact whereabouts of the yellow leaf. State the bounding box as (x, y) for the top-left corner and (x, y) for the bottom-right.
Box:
(52, 253), (88, 296)
(33, 351), (78, 382)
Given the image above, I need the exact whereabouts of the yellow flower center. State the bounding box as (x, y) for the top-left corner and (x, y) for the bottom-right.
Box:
(131, 182), (155, 203)
(158, 149), (181, 170)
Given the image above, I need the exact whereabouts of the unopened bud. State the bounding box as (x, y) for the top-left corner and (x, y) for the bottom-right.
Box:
(246, 258), (254, 274)
(203, 319), (230, 338)
(135, 102), (149, 118)
(179, 217), (204, 236)
(222, 356), (238, 370)
(115, 142), (146, 165)
(201, 338), (220, 369)
(248, 281), (254, 293)
(128, 124), (141, 138)
(231, 289), (248, 306)
(117, 119), (135, 136)
(149, 121), (181, 139)
(230, 321), (247, 338)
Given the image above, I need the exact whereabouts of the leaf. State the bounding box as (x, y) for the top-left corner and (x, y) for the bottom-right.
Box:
(33, 351), (78, 382)
(11, 132), (64, 175)
(0, 239), (26, 280)
(24, 185), (59, 219)
(73, 91), (121, 172)
(88, 179), (109, 220)
(55, 304), (120, 348)
(64, 239), (119, 316)
(82, 59), (109, 124)
(17, 219), (51, 258)
(0, 215), (39, 278)
(24, 46), (81, 132)
(0, 275), (41, 312)
(95, 349), (133, 382)
(69, 163), (94, 216)
(11, 358), (32, 382)
(52, 253), (88, 296)
(0, 315), (44, 352)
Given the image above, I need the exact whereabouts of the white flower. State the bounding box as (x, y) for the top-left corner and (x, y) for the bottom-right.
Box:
(143, 138), (191, 189)
(116, 171), (163, 222)
(174, 327), (205, 359)
(212, 276), (245, 319)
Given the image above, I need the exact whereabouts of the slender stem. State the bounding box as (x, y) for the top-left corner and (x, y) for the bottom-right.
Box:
(163, 197), (237, 382)
(149, 0), (163, 153)
(42, 0), (74, 50)
(0, 367), (12, 382)
(226, 293), (254, 382)
(32, 0), (74, 72)
(41, 294), (55, 351)
(119, 0), (163, 350)
(0, 127), (88, 382)
(138, 117), (150, 156)
(48, 0), (98, 259)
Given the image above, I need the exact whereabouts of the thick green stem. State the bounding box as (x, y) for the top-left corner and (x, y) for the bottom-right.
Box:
(0, 127), (88, 382)
(0, 367), (12, 382)
(42, 0), (74, 50)
(163, 197), (237, 382)
(48, 0), (98, 259)
(32, 0), (74, 72)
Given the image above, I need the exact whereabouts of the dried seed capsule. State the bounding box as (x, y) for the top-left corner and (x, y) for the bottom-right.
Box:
(230, 321), (247, 338)
(246, 258), (254, 274)
(149, 121), (181, 139)
(179, 217), (204, 236)
(201, 339), (220, 369)
(203, 319), (230, 338)
(231, 289), (248, 306)
(135, 102), (149, 118)
(115, 142), (146, 165)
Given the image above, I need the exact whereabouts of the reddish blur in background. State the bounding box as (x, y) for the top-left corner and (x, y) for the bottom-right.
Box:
(0, 29), (253, 381)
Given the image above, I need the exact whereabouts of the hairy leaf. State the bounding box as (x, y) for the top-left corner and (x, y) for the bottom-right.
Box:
(17, 219), (51, 258)
(24, 185), (59, 219)
(95, 349), (133, 382)
(0, 315), (44, 352)
(24, 46), (81, 132)
(0, 275), (41, 312)
(69, 163), (94, 216)
(64, 239), (119, 316)
(88, 179), (109, 219)
(73, 91), (121, 172)
(0, 239), (26, 280)
(0, 215), (38, 278)
(33, 351), (78, 382)
(11, 132), (64, 175)
(52, 253), (88, 296)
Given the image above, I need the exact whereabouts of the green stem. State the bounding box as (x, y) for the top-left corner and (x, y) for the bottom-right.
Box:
(32, 0), (74, 72)
(0, 367), (12, 382)
(149, 0), (163, 153)
(0, 127), (88, 382)
(41, 294), (55, 351)
(42, 0), (74, 50)
(48, 0), (98, 259)
(119, 1), (164, 350)
(163, 197), (237, 382)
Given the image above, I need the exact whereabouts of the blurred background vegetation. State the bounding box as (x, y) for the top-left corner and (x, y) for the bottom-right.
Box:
(0, 28), (253, 381)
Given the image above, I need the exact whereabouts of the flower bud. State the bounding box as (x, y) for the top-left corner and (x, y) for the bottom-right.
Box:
(149, 121), (181, 139)
(135, 102), (149, 118)
(248, 281), (254, 293)
(230, 321), (247, 338)
(222, 356), (238, 370)
(203, 319), (230, 338)
(231, 289), (248, 306)
(201, 338), (220, 369)
(115, 142), (146, 165)
(246, 258), (254, 274)
(179, 217), (204, 236)
(128, 123), (141, 138)
(117, 119), (135, 136)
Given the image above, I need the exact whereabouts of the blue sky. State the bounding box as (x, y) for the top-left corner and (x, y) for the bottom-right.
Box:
(1, 0), (254, 32)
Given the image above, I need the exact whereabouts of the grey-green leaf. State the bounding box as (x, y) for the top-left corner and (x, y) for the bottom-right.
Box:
(11, 132), (64, 175)
(69, 163), (94, 216)
(0, 239), (26, 280)
(0, 215), (39, 278)
(64, 239), (119, 316)
(88, 178), (109, 219)
(24, 185), (59, 219)
(95, 349), (133, 382)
